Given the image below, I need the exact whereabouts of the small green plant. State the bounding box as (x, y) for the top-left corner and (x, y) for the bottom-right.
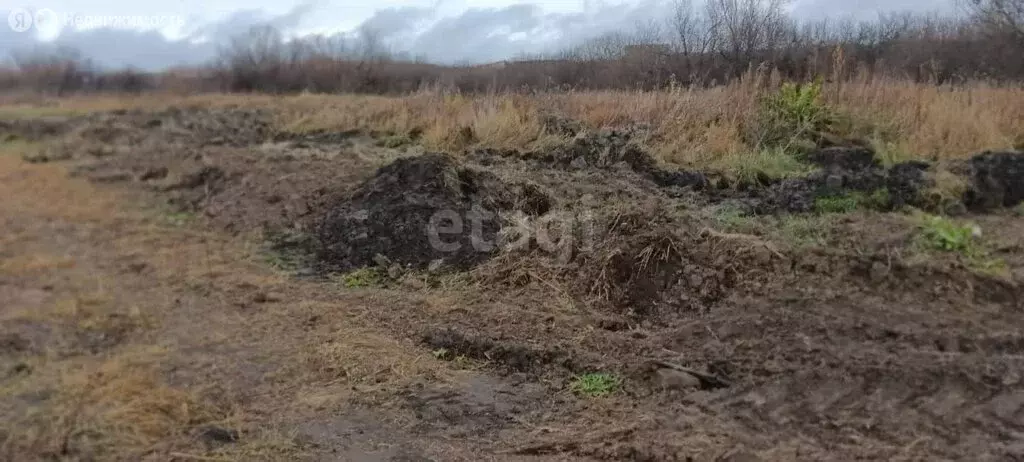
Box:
(915, 214), (1007, 275)
(569, 372), (621, 397)
(917, 215), (976, 252)
(431, 348), (450, 360)
(340, 267), (384, 288)
(712, 204), (755, 231)
(814, 189), (890, 214)
(859, 188), (891, 210)
(1014, 202), (1024, 217)
(717, 147), (815, 185)
(814, 195), (859, 214)
(755, 79), (834, 150)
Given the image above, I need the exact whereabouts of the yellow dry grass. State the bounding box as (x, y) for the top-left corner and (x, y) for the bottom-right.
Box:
(0, 151), (221, 461)
(9, 75), (1022, 166)
(2, 351), (221, 460)
(0, 142), (467, 461)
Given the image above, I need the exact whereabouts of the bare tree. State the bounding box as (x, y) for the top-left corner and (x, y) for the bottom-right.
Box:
(10, 46), (94, 95)
(217, 25), (286, 91)
(964, 0), (1024, 43)
(705, 0), (792, 75)
(357, 27), (388, 61)
(668, 0), (718, 82)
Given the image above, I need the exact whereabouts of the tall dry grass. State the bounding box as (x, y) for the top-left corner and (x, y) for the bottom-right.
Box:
(7, 73), (1023, 166)
(266, 73), (1024, 165)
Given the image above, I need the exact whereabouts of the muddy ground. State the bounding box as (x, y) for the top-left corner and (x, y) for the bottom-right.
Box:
(3, 107), (1024, 461)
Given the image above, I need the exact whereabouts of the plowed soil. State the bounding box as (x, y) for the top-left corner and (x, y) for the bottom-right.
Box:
(2, 107), (1024, 461)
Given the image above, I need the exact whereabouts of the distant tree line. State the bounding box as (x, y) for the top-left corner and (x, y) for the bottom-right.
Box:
(2, 0), (1023, 95)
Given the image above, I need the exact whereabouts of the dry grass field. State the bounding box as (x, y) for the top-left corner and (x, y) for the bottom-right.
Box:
(2, 77), (1024, 461)
(5, 74), (1023, 162)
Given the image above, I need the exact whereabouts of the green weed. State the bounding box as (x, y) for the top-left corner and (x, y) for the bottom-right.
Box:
(712, 204), (755, 231)
(814, 195), (859, 214)
(716, 147), (815, 185)
(814, 189), (890, 214)
(569, 372), (621, 397)
(917, 215), (976, 252)
(859, 189), (892, 210)
(340, 267), (384, 288)
(915, 214), (1007, 275)
(754, 79), (834, 150)
(431, 348), (450, 360)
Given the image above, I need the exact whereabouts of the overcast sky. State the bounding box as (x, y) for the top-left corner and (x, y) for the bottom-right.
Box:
(1, 0), (956, 70)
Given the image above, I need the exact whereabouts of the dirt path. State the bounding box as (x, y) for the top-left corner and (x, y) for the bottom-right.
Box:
(0, 154), (551, 461)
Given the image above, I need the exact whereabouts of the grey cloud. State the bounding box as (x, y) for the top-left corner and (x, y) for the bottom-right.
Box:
(791, 0), (956, 20)
(2, 0), (955, 70)
(188, 1), (316, 42)
(35, 28), (215, 70)
(365, 0), (672, 63)
(1, 3), (315, 70)
(358, 6), (434, 34)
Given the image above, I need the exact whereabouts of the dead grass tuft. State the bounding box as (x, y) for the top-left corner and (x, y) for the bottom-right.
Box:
(2, 351), (222, 460)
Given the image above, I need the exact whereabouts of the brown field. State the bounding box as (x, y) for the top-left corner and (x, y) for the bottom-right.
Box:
(2, 81), (1024, 461)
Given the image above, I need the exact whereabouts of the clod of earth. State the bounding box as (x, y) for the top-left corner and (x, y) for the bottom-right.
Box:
(755, 148), (1024, 214)
(965, 150), (1024, 210)
(315, 153), (552, 272)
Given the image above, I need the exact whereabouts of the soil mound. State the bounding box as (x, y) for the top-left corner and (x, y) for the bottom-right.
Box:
(758, 147), (927, 213)
(472, 129), (707, 191)
(762, 148), (1024, 213)
(885, 160), (931, 207)
(965, 150), (1024, 210)
(315, 153), (552, 271)
(806, 146), (878, 171)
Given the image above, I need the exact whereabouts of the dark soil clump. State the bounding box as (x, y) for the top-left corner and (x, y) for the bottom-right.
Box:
(549, 129), (708, 189)
(315, 153), (552, 271)
(806, 146), (878, 171)
(471, 129), (708, 192)
(886, 161), (931, 208)
(965, 150), (1024, 210)
(757, 147), (928, 213)
(759, 148), (1024, 213)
